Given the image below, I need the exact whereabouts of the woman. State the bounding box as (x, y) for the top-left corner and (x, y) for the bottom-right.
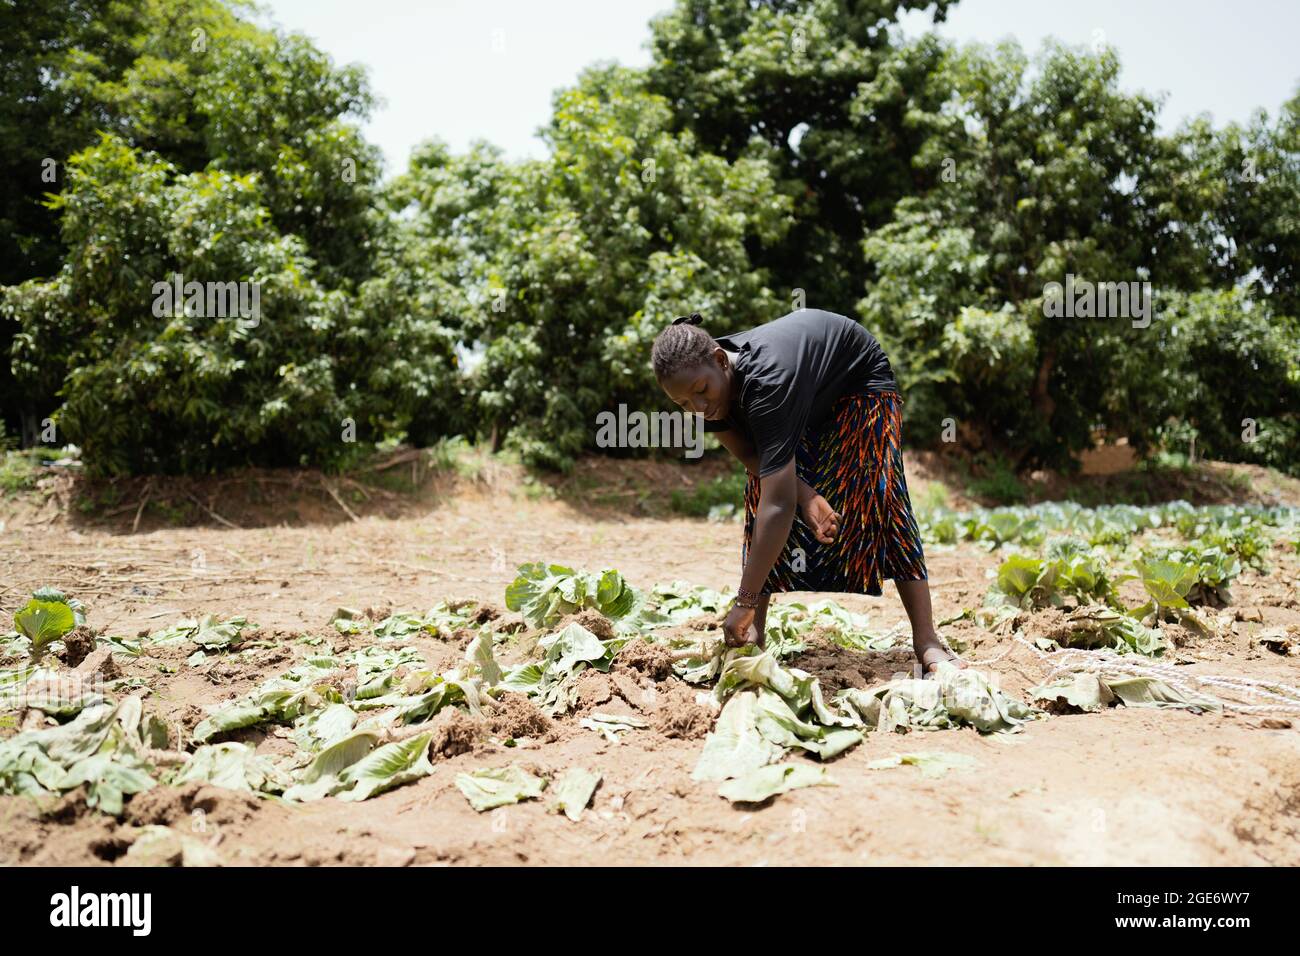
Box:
(652, 308), (965, 679)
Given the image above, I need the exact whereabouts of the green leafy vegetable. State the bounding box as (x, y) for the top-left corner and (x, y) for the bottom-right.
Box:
(991, 552), (1112, 609)
(501, 621), (622, 716)
(505, 563), (639, 629)
(694, 650), (865, 783)
(1031, 671), (1221, 713)
(282, 729), (380, 801)
(191, 615), (251, 649)
(372, 612), (427, 640)
(1044, 605), (1169, 656)
(1130, 558), (1196, 612)
(334, 733), (434, 802)
(0, 697), (157, 815)
(193, 658), (343, 742)
(12, 592), (77, 661)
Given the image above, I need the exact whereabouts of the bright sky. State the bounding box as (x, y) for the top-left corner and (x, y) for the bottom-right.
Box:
(258, 0), (1300, 178)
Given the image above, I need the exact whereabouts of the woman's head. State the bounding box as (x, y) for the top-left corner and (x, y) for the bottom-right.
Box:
(652, 312), (736, 420)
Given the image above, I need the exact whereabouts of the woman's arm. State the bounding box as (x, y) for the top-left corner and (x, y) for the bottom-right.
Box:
(717, 455), (795, 647)
(739, 457), (798, 598)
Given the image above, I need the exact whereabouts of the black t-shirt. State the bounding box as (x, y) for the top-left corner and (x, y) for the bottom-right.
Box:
(702, 309), (898, 477)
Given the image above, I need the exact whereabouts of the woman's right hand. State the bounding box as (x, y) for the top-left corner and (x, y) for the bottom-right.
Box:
(722, 602), (758, 648)
(800, 493), (840, 544)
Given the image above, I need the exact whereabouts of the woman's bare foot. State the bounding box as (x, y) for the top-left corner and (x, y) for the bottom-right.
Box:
(912, 632), (966, 678)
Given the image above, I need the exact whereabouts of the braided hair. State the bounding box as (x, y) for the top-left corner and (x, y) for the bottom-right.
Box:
(652, 312), (715, 380)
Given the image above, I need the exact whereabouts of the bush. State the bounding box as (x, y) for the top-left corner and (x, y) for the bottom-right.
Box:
(670, 465), (749, 517)
(2, 137), (462, 475)
(964, 453), (1027, 505)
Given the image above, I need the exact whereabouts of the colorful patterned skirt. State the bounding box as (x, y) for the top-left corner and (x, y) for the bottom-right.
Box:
(741, 387), (927, 596)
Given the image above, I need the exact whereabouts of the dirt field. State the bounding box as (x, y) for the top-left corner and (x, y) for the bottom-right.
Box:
(2, 455), (1299, 866)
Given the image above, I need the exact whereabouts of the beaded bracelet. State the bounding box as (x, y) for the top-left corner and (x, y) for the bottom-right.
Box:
(733, 583), (762, 608)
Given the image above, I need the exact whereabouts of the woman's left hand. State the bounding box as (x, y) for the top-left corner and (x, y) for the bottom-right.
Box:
(722, 602), (758, 648)
(801, 493), (840, 544)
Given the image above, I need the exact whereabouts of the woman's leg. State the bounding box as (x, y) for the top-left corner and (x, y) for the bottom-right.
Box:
(895, 578), (965, 674)
(876, 393), (964, 676)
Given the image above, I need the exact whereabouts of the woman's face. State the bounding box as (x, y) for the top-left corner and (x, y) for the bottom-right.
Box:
(659, 348), (735, 420)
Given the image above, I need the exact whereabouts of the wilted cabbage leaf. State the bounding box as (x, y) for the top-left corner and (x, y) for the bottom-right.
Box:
(692, 691), (785, 782)
(0, 698), (157, 814)
(455, 765), (546, 811)
(838, 661), (1042, 735)
(579, 711), (647, 742)
(172, 742), (291, 793)
(191, 615), (251, 649)
(548, 767), (600, 821)
(335, 732), (434, 802)
(717, 762), (834, 803)
(866, 751), (978, 778)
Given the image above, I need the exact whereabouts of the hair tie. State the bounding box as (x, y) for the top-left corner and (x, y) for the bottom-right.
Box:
(672, 312), (703, 326)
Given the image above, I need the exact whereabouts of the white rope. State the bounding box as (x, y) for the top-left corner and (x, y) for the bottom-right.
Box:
(921, 616), (1300, 715)
(944, 639), (1019, 667)
(933, 625), (1020, 666)
(1007, 635), (1300, 715)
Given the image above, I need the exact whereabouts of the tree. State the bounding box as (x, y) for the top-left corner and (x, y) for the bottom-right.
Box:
(1, 0), (382, 440)
(645, 0), (957, 314)
(857, 39), (1300, 471)
(389, 65), (794, 470)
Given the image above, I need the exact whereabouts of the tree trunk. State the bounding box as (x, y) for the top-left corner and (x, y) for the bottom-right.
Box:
(1031, 347), (1057, 424)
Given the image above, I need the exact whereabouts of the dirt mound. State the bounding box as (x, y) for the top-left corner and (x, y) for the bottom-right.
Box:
(447, 626), (480, 648)
(488, 614), (527, 636)
(609, 670), (655, 710)
(245, 644), (293, 667)
(59, 626), (97, 667)
(495, 630), (542, 666)
(791, 634), (895, 693)
(1024, 608), (1071, 645)
(41, 787), (100, 825)
(75, 646), (121, 682)
(0, 794), (123, 865)
(364, 602), (393, 621)
(123, 781), (263, 829)
(471, 603), (501, 625)
(614, 638), (675, 681)
(487, 693), (553, 740)
(173, 704), (208, 737)
(426, 707), (486, 758)
(651, 680), (714, 740)
(575, 670), (613, 709)
(565, 607), (615, 640)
